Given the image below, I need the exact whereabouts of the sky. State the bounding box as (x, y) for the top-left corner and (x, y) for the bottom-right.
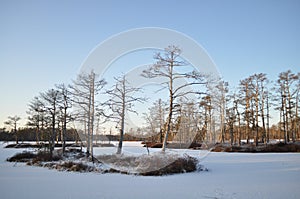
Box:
(0, 0), (299, 129)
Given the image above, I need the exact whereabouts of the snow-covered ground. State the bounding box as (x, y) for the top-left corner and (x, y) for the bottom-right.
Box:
(0, 141), (299, 199)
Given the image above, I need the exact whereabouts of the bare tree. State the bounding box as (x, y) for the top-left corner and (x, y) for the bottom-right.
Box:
(56, 83), (72, 154)
(27, 96), (47, 143)
(5, 115), (21, 144)
(250, 73), (263, 146)
(226, 106), (235, 146)
(70, 71), (106, 158)
(295, 74), (300, 141)
(143, 99), (167, 143)
(265, 90), (271, 143)
(276, 70), (299, 143)
(142, 45), (207, 152)
(40, 89), (60, 156)
(239, 77), (254, 144)
(199, 95), (213, 143)
(106, 75), (145, 154)
(213, 81), (229, 143)
(258, 74), (268, 144)
(232, 93), (242, 146)
(173, 99), (201, 147)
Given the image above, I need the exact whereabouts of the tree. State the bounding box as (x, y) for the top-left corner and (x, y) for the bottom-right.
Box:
(143, 99), (167, 143)
(70, 71), (106, 158)
(199, 95), (213, 143)
(276, 70), (299, 143)
(265, 90), (271, 143)
(213, 81), (229, 143)
(239, 76), (254, 144)
(27, 96), (46, 143)
(4, 115), (21, 144)
(142, 45), (207, 152)
(226, 106), (235, 146)
(257, 74), (268, 144)
(224, 89), (240, 146)
(56, 83), (72, 154)
(295, 74), (300, 141)
(250, 73), (268, 146)
(106, 75), (145, 154)
(40, 88), (60, 156)
(173, 99), (202, 147)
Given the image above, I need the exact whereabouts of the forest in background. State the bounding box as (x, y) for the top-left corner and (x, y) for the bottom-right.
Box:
(1, 46), (299, 156)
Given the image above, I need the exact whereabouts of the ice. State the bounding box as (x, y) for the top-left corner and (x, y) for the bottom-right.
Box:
(0, 142), (299, 199)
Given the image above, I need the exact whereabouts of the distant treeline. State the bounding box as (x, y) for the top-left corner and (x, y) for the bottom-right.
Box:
(0, 128), (142, 142)
(0, 128), (79, 142)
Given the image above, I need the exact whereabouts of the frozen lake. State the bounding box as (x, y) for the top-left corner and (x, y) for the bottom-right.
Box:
(0, 142), (299, 199)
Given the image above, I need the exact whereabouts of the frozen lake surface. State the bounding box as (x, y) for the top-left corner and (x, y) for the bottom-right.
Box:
(0, 141), (299, 199)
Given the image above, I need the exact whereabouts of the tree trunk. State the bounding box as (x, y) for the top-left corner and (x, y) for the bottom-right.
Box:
(260, 89), (266, 144)
(14, 122), (18, 144)
(266, 92), (270, 144)
(230, 122), (234, 146)
(295, 91), (299, 142)
(255, 81), (259, 146)
(90, 73), (95, 160)
(162, 56), (174, 152)
(117, 91), (126, 154)
(282, 92), (288, 144)
(287, 88), (293, 142)
(245, 83), (250, 144)
(162, 89), (173, 152)
(50, 104), (56, 158)
(62, 107), (67, 154)
(234, 100), (241, 146)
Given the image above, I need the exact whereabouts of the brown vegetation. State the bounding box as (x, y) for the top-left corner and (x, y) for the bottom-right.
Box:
(7, 151), (62, 162)
(7, 149), (201, 176)
(142, 142), (202, 149)
(211, 142), (300, 153)
(97, 153), (200, 176)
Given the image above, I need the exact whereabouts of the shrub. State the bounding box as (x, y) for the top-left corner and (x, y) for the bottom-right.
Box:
(7, 150), (62, 163)
(7, 152), (36, 162)
(211, 145), (224, 152)
(150, 143), (163, 148)
(98, 153), (199, 176)
(189, 142), (202, 149)
(211, 142), (300, 153)
(140, 155), (198, 176)
(34, 151), (62, 162)
(143, 142), (164, 148)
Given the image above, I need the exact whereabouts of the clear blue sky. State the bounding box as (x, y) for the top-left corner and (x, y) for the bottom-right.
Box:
(0, 0), (299, 128)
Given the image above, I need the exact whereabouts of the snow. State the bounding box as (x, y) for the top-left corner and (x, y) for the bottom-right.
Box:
(0, 142), (300, 199)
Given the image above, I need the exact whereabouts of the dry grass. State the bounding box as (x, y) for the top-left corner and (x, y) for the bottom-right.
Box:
(7, 152), (36, 162)
(97, 153), (199, 176)
(8, 150), (63, 163)
(7, 149), (201, 176)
